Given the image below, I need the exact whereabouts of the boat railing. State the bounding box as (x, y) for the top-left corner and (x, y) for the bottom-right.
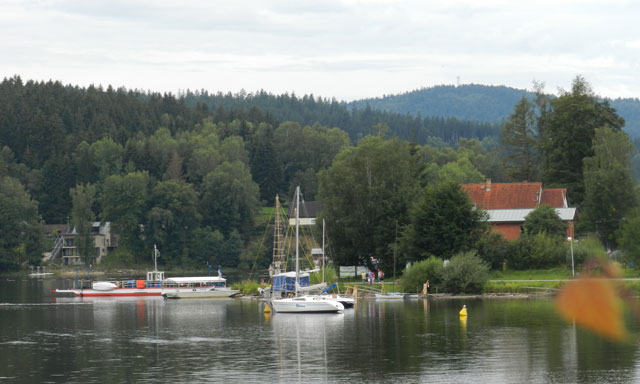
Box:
(162, 281), (225, 288)
(74, 280), (93, 289)
(111, 280), (163, 288)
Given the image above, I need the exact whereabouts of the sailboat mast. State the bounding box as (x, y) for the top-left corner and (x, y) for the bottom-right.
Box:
(295, 186), (300, 297)
(272, 195), (285, 274)
(322, 218), (325, 284)
(153, 244), (158, 272)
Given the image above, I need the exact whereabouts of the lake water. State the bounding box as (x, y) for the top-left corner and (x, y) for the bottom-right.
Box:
(1, 277), (639, 383)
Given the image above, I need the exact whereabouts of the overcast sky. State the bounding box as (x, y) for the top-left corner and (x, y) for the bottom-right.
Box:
(2, 0), (638, 101)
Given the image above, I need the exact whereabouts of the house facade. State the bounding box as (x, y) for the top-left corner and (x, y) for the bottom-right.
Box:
(287, 199), (326, 267)
(461, 180), (576, 241)
(43, 222), (118, 265)
(288, 199), (321, 227)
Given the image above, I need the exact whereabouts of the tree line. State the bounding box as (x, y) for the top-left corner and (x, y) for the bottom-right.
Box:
(0, 75), (638, 277)
(182, 89), (500, 145)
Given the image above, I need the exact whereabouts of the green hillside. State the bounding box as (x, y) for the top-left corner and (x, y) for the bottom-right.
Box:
(349, 84), (640, 137)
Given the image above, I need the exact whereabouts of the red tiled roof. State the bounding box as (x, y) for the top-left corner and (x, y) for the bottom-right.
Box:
(461, 182), (542, 210)
(540, 188), (567, 208)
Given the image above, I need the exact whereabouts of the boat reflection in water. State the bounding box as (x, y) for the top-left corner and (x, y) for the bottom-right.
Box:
(270, 311), (346, 382)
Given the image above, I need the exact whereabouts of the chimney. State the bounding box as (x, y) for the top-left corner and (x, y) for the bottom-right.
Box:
(486, 179), (491, 192)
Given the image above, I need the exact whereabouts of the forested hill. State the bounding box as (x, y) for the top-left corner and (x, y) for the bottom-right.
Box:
(0, 76), (503, 271)
(0, 76), (499, 224)
(349, 84), (526, 123)
(348, 84), (640, 137)
(182, 89), (499, 145)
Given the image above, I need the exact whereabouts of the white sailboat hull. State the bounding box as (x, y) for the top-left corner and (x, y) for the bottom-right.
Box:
(271, 295), (344, 313)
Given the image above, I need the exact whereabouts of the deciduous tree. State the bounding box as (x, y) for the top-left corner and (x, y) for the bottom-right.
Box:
(200, 161), (259, 236)
(0, 176), (41, 271)
(523, 204), (567, 239)
(403, 182), (487, 261)
(99, 172), (150, 262)
(542, 76), (625, 205)
(318, 136), (419, 271)
(70, 183), (97, 265)
(583, 126), (637, 247)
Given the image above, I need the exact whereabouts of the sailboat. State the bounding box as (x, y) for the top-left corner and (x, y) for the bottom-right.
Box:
(270, 186), (344, 313)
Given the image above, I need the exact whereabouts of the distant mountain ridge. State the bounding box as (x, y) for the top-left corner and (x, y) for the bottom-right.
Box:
(348, 84), (640, 137)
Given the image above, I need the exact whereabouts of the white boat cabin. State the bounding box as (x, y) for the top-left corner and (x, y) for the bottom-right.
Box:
(163, 276), (228, 288)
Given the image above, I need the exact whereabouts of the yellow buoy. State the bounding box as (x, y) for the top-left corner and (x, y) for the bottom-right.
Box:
(459, 304), (467, 317)
(264, 303), (271, 313)
(460, 314), (467, 330)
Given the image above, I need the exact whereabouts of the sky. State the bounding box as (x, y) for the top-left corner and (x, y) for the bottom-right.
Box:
(2, 0), (639, 101)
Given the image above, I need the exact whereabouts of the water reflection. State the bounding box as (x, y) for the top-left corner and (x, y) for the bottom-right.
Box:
(2, 278), (640, 383)
(271, 312), (345, 382)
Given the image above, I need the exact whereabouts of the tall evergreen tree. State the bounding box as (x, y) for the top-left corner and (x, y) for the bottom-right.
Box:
(249, 124), (282, 202)
(500, 96), (538, 181)
(37, 154), (75, 223)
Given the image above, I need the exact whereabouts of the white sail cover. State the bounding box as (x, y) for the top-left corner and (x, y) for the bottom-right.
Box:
(296, 282), (327, 292)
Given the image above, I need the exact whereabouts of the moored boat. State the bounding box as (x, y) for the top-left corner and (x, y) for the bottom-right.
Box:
(322, 294), (354, 308)
(270, 186), (343, 313)
(271, 294), (344, 313)
(52, 246), (238, 298)
(29, 266), (54, 278)
(53, 273), (241, 298)
(375, 292), (405, 300)
(161, 276), (240, 299)
(52, 269), (167, 297)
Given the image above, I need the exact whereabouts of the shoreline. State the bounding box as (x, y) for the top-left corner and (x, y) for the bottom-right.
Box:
(425, 292), (554, 300)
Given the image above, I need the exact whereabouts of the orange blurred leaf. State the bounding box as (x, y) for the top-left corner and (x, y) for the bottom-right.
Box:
(555, 278), (628, 341)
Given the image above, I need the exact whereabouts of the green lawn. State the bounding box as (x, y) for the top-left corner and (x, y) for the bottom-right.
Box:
(489, 265), (640, 280)
(488, 267), (573, 281)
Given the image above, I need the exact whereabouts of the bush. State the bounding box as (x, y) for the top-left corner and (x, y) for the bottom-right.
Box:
(475, 232), (512, 270)
(310, 266), (338, 285)
(441, 251), (489, 294)
(232, 280), (261, 295)
(101, 249), (135, 268)
(508, 233), (566, 270)
(401, 256), (444, 293)
(523, 205), (567, 239)
(571, 236), (606, 267)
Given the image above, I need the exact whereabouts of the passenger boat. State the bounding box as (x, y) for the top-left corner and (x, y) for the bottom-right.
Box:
(52, 246), (238, 298)
(52, 269), (167, 297)
(161, 276), (240, 299)
(53, 271), (241, 298)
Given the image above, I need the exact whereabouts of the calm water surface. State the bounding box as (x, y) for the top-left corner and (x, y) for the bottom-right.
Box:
(1, 278), (639, 383)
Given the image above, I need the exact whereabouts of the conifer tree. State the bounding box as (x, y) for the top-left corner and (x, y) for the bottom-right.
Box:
(501, 96), (538, 181)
